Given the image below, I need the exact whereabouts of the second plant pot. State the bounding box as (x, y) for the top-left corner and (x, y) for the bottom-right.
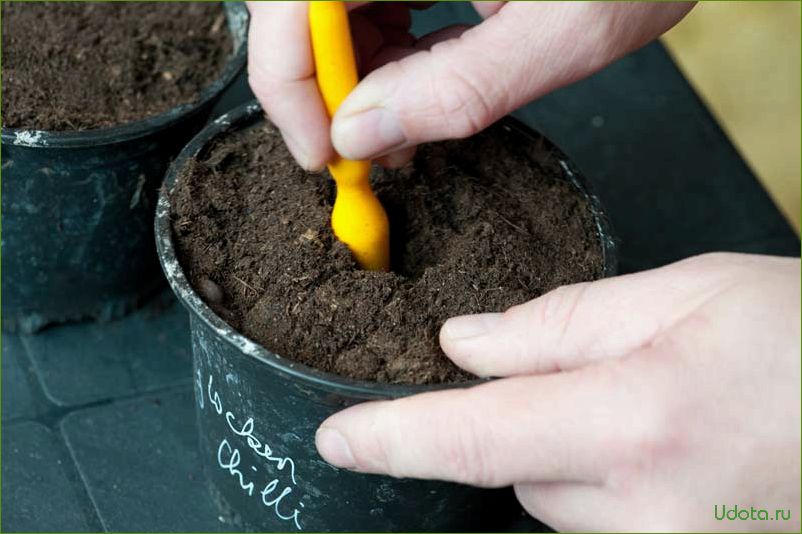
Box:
(0, 2), (249, 333)
(156, 101), (617, 531)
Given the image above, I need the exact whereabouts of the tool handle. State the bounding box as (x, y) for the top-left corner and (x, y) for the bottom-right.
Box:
(309, 1), (369, 180)
(309, 1), (390, 272)
(309, 1), (359, 121)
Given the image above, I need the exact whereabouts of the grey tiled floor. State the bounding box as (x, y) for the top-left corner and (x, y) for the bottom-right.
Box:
(3, 422), (101, 532)
(2, 295), (238, 532)
(21, 293), (191, 408)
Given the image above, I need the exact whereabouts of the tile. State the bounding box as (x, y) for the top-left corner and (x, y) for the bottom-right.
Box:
(2, 334), (47, 422)
(22, 293), (192, 407)
(61, 387), (229, 532)
(2, 422), (101, 532)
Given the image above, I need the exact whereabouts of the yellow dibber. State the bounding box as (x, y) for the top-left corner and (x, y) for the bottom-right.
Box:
(309, 0), (390, 272)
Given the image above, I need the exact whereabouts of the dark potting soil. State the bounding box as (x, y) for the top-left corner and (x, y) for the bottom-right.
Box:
(1, 1), (231, 131)
(170, 121), (604, 385)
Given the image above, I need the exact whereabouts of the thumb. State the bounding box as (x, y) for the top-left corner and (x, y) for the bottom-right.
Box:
(330, 5), (536, 160)
(440, 253), (741, 377)
(331, 1), (693, 160)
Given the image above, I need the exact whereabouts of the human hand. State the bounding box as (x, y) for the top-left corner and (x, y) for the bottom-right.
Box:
(246, 1), (693, 170)
(315, 253), (801, 532)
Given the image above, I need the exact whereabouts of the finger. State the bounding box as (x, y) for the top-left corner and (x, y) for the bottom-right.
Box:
(471, 1), (505, 19)
(331, 2), (693, 160)
(364, 45), (416, 73)
(516, 480), (695, 532)
(329, 10), (520, 160)
(414, 24), (471, 49)
(440, 253), (743, 377)
(515, 482), (623, 532)
(316, 368), (639, 487)
(354, 26), (473, 147)
(246, 1), (333, 170)
(376, 146), (416, 168)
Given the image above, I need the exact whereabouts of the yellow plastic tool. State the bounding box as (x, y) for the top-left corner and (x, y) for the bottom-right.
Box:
(309, 1), (390, 272)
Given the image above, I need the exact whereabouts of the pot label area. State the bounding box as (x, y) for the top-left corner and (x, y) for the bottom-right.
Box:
(197, 369), (306, 530)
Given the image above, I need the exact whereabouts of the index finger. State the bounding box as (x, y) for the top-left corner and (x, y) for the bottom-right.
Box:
(246, 1), (334, 170)
(315, 365), (653, 487)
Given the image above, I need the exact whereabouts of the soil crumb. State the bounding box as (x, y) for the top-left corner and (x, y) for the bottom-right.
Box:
(170, 120), (605, 384)
(2, 1), (232, 131)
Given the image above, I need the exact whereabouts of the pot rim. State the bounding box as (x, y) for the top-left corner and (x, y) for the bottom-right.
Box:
(0, 2), (249, 149)
(156, 100), (618, 399)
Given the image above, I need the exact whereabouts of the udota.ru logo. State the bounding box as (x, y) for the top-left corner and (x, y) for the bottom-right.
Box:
(714, 504), (791, 522)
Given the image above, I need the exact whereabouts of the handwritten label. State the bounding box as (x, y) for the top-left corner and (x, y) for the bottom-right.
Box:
(197, 369), (305, 530)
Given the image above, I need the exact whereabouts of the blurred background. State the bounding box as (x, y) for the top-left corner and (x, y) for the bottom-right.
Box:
(662, 1), (801, 233)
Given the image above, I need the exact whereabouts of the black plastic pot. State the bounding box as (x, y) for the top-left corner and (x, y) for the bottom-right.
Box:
(0, 2), (249, 333)
(156, 101), (617, 532)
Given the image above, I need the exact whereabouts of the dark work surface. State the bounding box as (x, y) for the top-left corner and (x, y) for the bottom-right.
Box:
(2, 3), (798, 532)
(2, 336), (44, 422)
(21, 292), (191, 408)
(2, 422), (102, 532)
(514, 47), (800, 273)
(59, 388), (231, 532)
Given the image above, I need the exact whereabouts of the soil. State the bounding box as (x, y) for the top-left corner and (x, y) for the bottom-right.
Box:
(170, 120), (605, 385)
(2, 1), (231, 131)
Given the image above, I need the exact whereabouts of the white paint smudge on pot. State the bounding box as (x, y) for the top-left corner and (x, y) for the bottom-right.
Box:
(13, 130), (48, 147)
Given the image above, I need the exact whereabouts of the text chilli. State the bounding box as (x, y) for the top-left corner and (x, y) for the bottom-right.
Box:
(199, 370), (305, 530)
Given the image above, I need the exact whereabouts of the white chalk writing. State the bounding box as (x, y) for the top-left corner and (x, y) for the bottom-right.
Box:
(205, 373), (304, 530)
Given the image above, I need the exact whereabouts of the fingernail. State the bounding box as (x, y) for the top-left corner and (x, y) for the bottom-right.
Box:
(315, 427), (356, 469)
(333, 107), (406, 160)
(441, 313), (503, 341)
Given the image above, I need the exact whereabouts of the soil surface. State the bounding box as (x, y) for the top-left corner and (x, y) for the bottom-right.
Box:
(2, 1), (231, 131)
(170, 121), (605, 384)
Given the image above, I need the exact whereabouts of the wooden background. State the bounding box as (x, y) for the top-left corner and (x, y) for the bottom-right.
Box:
(663, 1), (801, 233)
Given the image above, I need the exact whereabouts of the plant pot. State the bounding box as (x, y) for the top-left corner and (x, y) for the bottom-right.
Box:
(0, 2), (249, 333)
(156, 100), (617, 532)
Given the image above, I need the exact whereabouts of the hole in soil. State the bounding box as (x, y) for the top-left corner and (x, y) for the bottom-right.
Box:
(384, 197), (410, 276)
(382, 195), (446, 280)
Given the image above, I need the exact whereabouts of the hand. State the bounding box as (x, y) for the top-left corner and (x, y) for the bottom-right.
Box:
(246, 1), (693, 170)
(315, 253), (801, 532)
